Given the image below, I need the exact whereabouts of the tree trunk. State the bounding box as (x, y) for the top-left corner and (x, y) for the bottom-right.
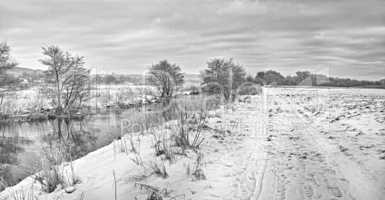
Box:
(0, 94), (3, 106)
(161, 97), (172, 121)
(55, 70), (63, 114)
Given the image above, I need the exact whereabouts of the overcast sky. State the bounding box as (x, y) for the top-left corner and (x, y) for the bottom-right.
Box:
(0, 0), (384, 80)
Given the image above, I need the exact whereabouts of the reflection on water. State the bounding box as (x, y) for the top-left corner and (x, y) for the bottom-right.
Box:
(0, 130), (32, 190)
(0, 111), (125, 191)
(0, 123), (33, 190)
(40, 119), (98, 164)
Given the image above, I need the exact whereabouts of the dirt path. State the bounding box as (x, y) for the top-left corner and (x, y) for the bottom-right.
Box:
(192, 94), (269, 200)
(204, 89), (384, 200)
(256, 89), (385, 200)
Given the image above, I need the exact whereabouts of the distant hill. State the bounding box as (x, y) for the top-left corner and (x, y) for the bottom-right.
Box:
(184, 74), (201, 86)
(7, 67), (45, 77)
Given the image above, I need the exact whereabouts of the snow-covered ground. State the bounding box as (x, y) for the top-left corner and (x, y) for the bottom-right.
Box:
(1, 87), (384, 200)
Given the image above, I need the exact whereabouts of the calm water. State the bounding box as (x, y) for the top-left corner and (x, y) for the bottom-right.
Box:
(0, 105), (165, 190)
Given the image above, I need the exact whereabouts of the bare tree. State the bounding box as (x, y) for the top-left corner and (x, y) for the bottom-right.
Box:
(0, 42), (17, 75)
(201, 58), (245, 101)
(0, 42), (18, 106)
(40, 45), (90, 115)
(147, 60), (184, 99)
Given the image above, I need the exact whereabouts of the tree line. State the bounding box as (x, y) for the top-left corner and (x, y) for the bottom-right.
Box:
(247, 70), (385, 88)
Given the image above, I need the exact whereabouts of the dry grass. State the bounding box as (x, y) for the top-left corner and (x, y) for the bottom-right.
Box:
(34, 166), (63, 193)
(112, 95), (218, 198)
(174, 109), (207, 151)
(191, 152), (206, 180)
(9, 188), (85, 200)
(146, 192), (163, 200)
(130, 154), (145, 168)
(10, 188), (37, 200)
(134, 182), (175, 200)
(152, 129), (175, 162)
(34, 145), (80, 193)
(149, 161), (168, 178)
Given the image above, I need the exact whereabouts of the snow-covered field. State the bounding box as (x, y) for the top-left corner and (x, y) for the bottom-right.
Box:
(1, 87), (384, 200)
(263, 87), (385, 200)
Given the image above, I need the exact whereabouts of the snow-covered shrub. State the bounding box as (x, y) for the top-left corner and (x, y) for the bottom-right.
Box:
(149, 161), (168, 178)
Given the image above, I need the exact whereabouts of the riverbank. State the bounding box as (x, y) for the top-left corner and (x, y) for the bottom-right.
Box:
(0, 100), (155, 123)
(0, 93), (202, 123)
(0, 94), (217, 194)
(0, 94), (250, 200)
(0, 113), (86, 123)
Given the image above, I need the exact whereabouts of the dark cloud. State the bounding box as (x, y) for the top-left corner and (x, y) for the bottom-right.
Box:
(0, 0), (384, 80)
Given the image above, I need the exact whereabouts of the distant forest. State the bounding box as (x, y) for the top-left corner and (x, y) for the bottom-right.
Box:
(246, 70), (385, 89)
(91, 74), (144, 85)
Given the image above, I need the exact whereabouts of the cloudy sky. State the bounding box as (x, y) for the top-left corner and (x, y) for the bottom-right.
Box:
(0, 0), (384, 80)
